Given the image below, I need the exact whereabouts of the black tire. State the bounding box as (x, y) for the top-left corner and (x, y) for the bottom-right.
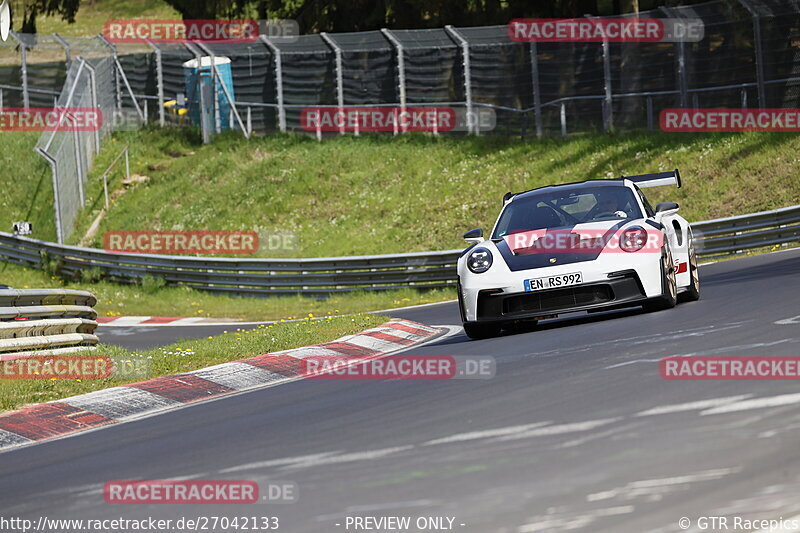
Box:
(463, 322), (502, 340)
(644, 245), (678, 312)
(680, 238), (701, 302)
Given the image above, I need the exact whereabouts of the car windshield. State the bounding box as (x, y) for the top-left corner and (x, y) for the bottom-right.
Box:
(492, 185), (643, 239)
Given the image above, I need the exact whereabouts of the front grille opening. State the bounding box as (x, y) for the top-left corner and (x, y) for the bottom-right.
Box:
(503, 285), (613, 315)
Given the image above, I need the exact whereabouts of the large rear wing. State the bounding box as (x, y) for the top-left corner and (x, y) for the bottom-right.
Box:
(625, 169), (681, 189)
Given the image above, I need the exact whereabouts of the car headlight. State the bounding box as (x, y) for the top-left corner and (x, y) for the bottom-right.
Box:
(467, 247), (493, 273)
(620, 226), (647, 252)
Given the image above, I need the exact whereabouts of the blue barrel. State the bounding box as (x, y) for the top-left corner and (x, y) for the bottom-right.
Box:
(182, 56), (235, 131)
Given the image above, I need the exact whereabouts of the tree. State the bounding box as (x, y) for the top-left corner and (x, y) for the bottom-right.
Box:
(11, 0), (81, 33)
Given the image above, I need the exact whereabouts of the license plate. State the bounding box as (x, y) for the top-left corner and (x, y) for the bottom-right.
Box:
(524, 272), (583, 292)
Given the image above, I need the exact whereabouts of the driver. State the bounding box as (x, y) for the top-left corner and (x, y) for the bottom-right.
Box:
(592, 190), (629, 219)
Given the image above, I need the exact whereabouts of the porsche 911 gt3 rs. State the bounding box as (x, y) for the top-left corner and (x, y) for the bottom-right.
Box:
(457, 170), (700, 339)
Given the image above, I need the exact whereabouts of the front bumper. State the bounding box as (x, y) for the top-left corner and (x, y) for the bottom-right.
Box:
(470, 270), (647, 324)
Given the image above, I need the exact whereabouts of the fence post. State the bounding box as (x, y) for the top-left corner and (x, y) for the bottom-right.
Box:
(661, 7), (689, 108)
(529, 41), (542, 138)
(602, 39), (613, 131)
(738, 0), (766, 107)
(147, 41), (165, 127)
(96, 34), (122, 108)
(36, 148), (62, 244)
(80, 59), (102, 153)
(320, 32), (345, 135)
(194, 43), (221, 134)
(52, 33), (72, 69)
(560, 102), (567, 137)
(646, 96), (653, 131)
(9, 32), (29, 108)
(445, 25), (476, 135)
(196, 42), (249, 138)
(43, 59), (86, 152)
(72, 120), (85, 206)
(381, 29), (406, 136)
(259, 35), (286, 133)
(185, 44), (211, 144)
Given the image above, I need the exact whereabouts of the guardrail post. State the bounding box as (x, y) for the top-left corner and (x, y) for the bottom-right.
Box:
(147, 41), (165, 127)
(381, 29), (406, 136)
(738, 0), (767, 107)
(445, 25), (476, 135)
(320, 33), (345, 135)
(529, 41), (543, 138)
(9, 32), (29, 108)
(259, 35), (286, 133)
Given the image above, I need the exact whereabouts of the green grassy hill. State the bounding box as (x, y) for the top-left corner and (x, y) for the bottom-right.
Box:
(3, 128), (798, 320)
(62, 129), (800, 257)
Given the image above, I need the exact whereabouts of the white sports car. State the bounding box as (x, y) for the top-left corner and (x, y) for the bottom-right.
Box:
(457, 170), (700, 339)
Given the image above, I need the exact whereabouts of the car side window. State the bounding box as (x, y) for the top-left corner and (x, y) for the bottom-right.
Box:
(635, 186), (656, 217)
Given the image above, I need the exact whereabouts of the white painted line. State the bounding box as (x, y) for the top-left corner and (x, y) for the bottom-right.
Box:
(280, 445), (415, 470)
(635, 395), (753, 417)
(701, 393), (800, 416)
(776, 315), (800, 325)
(219, 452), (343, 474)
(495, 418), (621, 442)
(518, 506), (634, 532)
(587, 468), (738, 502)
(423, 422), (551, 446)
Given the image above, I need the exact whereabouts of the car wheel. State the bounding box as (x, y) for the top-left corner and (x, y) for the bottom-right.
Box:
(463, 322), (501, 340)
(680, 239), (701, 302)
(644, 245), (677, 312)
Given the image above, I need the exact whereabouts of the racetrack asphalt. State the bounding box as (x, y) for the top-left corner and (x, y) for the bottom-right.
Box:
(3, 248), (800, 532)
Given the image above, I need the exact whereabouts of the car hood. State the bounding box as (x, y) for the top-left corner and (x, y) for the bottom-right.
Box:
(495, 219), (638, 272)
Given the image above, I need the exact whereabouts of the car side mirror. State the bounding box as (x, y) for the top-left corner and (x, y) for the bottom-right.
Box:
(655, 202), (679, 213)
(463, 228), (484, 244)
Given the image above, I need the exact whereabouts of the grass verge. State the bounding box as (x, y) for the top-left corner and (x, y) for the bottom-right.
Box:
(0, 313), (387, 413)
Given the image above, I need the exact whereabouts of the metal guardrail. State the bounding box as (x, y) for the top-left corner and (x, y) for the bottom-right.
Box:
(0, 205), (797, 297)
(0, 289), (99, 354)
(691, 204), (800, 256)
